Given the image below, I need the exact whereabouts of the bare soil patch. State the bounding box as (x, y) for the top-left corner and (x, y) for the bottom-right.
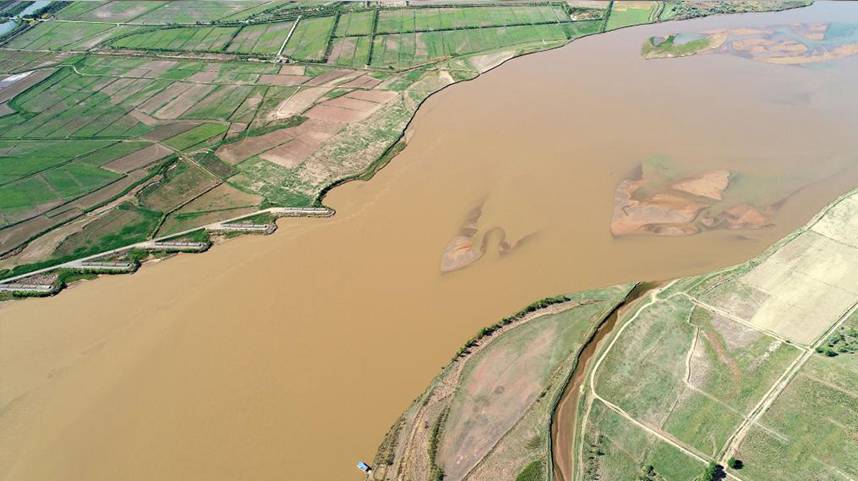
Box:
(216, 118), (340, 164)
(142, 121), (199, 141)
(126, 60), (177, 78)
(176, 183), (262, 212)
(305, 69), (361, 87)
(187, 70), (218, 83)
(279, 65), (305, 75)
(138, 82), (195, 115)
(343, 89), (397, 104)
(104, 144), (172, 173)
(258, 74), (310, 86)
(260, 139), (312, 169)
(154, 83), (216, 119)
(270, 86), (330, 120)
(341, 75), (383, 89)
(0, 208), (81, 254)
(0, 69), (53, 103)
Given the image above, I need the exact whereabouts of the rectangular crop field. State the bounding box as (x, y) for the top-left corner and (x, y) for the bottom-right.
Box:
(128, 1), (270, 25)
(334, 10), (376, 37)
(370, 24), (569, 69)
(55, 1), (167, 22)
(327, 36), (372, 67)
(164, 123), (228, 151)
(111, 26), (240, 52)
(225, 22), (294, 56)
(606, 1), (659, 31)
(376, 5), (568, 34)
(139, 160), (220, 212)
(282, 16), (336, 61)
(5, 21), (118, 50)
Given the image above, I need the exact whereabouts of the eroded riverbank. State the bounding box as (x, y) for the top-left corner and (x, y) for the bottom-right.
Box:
(3, 3), (858, 481)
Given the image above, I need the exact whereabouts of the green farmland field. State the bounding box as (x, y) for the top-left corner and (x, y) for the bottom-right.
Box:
(376, 5), (568, 34)
(370, 24), (572, 69)
(164, 123), (228, 151)
(6, 21), (120, 50)
(606, 1), (660, 31)
(334, 10), (376, 37)
(225, 22), (293, 56)
(736, 310), (858, 481)
(54, 1), (167, 22)
(282, 16), (336, 61)
(128, 1), (272, 25)
(111, 26), (240, 52)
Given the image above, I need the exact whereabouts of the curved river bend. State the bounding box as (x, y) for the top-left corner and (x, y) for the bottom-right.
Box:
(2, 3), (858, 481)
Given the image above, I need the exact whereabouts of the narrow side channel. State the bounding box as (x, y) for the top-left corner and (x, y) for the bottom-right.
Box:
(549, 282), (658, 481)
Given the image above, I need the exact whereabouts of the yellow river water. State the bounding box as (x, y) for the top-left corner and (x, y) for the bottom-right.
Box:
(3, 4), (858, 481)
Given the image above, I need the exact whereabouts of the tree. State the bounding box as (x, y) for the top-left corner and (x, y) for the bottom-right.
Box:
(701, 462), (725, 481)
(727, 457), (743, 470)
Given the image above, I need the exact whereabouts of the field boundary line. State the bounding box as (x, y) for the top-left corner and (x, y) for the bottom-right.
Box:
(582, 285), (750, 481)
(277, 15), (300, 59)
(720, 300), (858, 463)
(682, 293), (805, 350)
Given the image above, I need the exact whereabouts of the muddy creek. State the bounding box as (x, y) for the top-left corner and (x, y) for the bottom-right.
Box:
(3, 3), (858, 481)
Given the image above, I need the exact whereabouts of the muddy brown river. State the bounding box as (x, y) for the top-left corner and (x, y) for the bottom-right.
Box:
(3, 3), (858, 481)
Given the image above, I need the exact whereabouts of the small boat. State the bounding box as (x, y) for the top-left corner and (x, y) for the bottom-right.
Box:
(356, 461), (372, 473)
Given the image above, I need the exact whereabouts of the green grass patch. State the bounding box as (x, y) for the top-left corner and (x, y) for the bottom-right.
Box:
(516, 460), (544, 481)
(54, 202), (162, 258)
(584, 400), (703, 481)
(139, 159), (219, 212)
(738, 353), (858, 481)
(163, 123), (228, 151)
(229, 156), (314, 207)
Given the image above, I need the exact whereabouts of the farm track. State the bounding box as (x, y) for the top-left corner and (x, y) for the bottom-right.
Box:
(719, 300), (858, 464)
(576, 286), (745, 479)
(573, 272), (857, 481)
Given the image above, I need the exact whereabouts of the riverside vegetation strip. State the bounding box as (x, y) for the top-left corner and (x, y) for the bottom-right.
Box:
(0, 0), (811, 297)
(371, 183), (858, 481)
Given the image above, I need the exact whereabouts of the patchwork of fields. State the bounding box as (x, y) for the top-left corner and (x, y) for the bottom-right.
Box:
(0, 0), (612, 283)
(575, 189), (858, 481)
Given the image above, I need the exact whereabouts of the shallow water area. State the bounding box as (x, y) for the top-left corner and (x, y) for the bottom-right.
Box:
(2, 3), (858, 481)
